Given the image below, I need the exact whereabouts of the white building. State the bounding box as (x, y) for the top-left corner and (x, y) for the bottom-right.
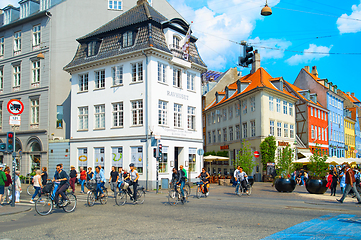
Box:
(64, 0), (207, 188)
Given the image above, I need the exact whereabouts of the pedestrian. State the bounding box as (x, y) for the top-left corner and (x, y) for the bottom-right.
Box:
(300, 169), (305, 186)
(0, 165), (7, 206)
(41, 167), (48, 186)
(326, 170), (333, 194)
(87, 167), (94, 182)
(30, 170), (43, 203)
(79, 167), (86, 193)
(9, 171), (21, 203)
(339, 167), (346, 193)
(337, 164), (361, 204)
(4, 166), (12, 204)
(330, 167), (338, 196)
(69, 165), (77, 193)
(109, 166), (119, 196)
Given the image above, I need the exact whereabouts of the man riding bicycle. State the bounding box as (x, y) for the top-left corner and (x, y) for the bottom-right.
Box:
(92, 166), (106, 198)
(234, 166), (248, 195)
(127, 163), (139, 202)
(197, 168), (210, 196)
(52, 164), (70, 207)
(176, 165), (187, 200)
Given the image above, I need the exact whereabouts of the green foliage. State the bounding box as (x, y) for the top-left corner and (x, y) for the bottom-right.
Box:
(260, 136), (277, 171)
(204, 151), (228, 157)
(19, 175), (25, 180)
(30, 172), (36, 176)
(204, 151), (216, 156)
(276, 145), (295, 178)
(308, 146), (329, 180)
(235, 140), (257, 175)
(293, 162), (303, 170)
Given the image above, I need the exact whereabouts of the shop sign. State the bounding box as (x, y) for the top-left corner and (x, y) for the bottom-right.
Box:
(278, 141), (289, 146)
(220, 145), (229, 150)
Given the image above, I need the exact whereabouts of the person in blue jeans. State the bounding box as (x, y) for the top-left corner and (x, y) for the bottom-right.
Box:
(30, 170), (43, 203)
(92, 166), (106, 198)
(177, 165), (186, 201)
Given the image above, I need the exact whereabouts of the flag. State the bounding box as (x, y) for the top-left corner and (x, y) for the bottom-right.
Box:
(182, 25), (191, 61)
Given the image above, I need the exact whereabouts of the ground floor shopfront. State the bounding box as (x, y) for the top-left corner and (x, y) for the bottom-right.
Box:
(70, 137), (203, 189)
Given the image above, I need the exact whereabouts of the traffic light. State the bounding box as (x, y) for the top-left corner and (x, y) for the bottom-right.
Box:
(6, 132), (14, 153)
(239, 45), (254, 67)
(153, 148), (157, 158)
(158, 144), (162, 159)
(0, 143), (6, 152)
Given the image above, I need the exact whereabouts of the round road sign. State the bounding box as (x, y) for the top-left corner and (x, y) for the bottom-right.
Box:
(254, 151), (260, 158)
(7, 99), (24, 115)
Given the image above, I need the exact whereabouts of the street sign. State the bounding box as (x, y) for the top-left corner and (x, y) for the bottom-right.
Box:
(254, 151), (260, 158)
(7, 99), (24, 115)
(197, 149), (204, 156)
(9, 115), (21, 126)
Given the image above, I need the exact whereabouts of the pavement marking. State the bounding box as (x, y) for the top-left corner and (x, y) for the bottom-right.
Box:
(262, 214), (361, 239)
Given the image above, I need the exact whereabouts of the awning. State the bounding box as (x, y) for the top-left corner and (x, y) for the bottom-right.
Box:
(203, 155), (229, 162)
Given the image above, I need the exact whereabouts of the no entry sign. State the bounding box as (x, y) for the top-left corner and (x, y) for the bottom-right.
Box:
(254, 151), (260, 158)
(7, 99), (24, 115)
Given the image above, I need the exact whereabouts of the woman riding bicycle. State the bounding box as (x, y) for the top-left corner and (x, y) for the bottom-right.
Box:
(127, 163), (139, 202)
(197, 168), (210, 196)
(91, 166), (106, 198)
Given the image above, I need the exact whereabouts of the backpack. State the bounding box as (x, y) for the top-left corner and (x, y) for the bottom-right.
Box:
(182, 168), (187, 179)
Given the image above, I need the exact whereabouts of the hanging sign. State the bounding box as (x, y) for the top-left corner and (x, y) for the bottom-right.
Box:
(7, 99), (24, 115)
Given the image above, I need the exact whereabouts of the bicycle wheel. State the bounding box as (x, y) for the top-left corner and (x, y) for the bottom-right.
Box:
(27, 185), (35, 196)
(168, 189), (178, 206)
(87, 191), (95, 207)
(115, 191), (127, 206)
(137, 190), (145, 204)
(63, 193), (77, 213)
(100, 189), (108, 205)
(196, 186), (201, 199)
(185, 183), (191, 196)
(35, 195), (53, 216)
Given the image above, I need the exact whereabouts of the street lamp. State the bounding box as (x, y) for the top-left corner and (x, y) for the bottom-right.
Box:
(261, 0), (272, 16)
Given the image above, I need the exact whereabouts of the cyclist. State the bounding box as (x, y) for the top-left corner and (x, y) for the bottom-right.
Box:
(52, 164), (70, 207)
(171, 168), (178, 191)
(177, 165), (187, 200)
(128, 163), (139, 202)
(117, 167), (123, 191)
(235, 166), (248, 195)
(92, 166), (106, 198)
(197, 168), (210, 196)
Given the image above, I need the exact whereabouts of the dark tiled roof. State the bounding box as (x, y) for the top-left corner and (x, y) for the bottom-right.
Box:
(202, 70), (223, 82)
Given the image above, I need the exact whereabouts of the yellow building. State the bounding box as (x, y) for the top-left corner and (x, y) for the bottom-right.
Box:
(344, 109), (356, 158)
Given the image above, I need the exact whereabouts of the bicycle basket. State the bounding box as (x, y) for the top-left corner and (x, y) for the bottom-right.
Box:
(120, 182), (129, 190)
(42, 182), (54, 194)
(86, 180), (97, 191)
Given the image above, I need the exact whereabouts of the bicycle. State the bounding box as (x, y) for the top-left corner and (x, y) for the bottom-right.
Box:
(169, 181), (191, 196)
(168, 183), (189, 206)
(235, 179), (252, 197)
(115, 182), (145, 206)
(86, 180), (108, 206)
(35, 182), (77, 216)
(194, 181), (209, 199)
(27, 176), (35, 196)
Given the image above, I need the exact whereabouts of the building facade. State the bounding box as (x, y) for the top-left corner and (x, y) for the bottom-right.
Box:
(344, 109), (356, 158)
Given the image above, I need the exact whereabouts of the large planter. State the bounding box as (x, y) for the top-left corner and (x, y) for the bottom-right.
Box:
(275, 178), (296, 192)
(306, 179), (327, 194)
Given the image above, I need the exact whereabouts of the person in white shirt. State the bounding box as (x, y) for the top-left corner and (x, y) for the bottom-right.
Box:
(30, 170), (43, 203)
(234, 166), (248, 195)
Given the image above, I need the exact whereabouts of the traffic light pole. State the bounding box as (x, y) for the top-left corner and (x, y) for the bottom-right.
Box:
(11, 126), (16, 207)
(156, 140), (159, 194)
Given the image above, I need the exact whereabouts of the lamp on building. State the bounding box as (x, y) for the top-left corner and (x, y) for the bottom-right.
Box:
(37, 52), (45, 59)
(261, 0), (272, 16)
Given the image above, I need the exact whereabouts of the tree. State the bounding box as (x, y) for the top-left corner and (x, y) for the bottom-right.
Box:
(308, 146), (328, 180)
(260, 136), (277, 171)
(276, 145), (295, 178)
(235, 140), (256, 176)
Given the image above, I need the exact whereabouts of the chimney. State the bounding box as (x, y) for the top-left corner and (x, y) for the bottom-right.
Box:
(251, 50), (260, 74)
(311, 66), (318, 78)
(351, 92), (355, 97)
(304, 66), (310, 72)
(346, 92), (351, 96)
(137, 0), (147, 5)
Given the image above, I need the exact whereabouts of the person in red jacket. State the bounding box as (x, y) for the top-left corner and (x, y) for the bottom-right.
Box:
(79, 167), (87, 194)
(326, 170), (333, 195)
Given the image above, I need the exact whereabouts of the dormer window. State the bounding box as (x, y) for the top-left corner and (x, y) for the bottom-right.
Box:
(87, 41), (100, 57)
(173, 36), (180, 49)
(122, 31), (133, 48)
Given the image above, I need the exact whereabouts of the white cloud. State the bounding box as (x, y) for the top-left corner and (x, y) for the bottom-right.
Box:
(337, 1), (361, 34)
(285, 44), (332, 66)
(169, 0), (281, 71)
(0, 0), (18, 8)
(248, 37), (292, 60)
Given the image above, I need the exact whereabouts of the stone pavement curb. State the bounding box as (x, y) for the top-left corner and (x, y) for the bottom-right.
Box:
(0, 205), (32, 216)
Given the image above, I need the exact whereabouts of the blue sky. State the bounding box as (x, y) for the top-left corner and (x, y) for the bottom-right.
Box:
(169, 0), (361, 98)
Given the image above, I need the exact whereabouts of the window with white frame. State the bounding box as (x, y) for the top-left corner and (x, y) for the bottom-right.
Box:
(251, 121), (256, 137)
(250, 97), (255, 112)
(222, 108), (227, 121)
(87, 41), (99, 57)
(311, 107), (313, 116)
(32, 25), (41, 46)
(108, 0), (122, 10)
(217, 110), (221, 123)
(211, 112), (215, 124)
(0, 69), (3, 89)
(322, 127), (324, 141)
(269, 96), (274, 111)
(123, 31), (133, 47)
(13, 65), (21, 87)
(270, 120), (275, 136)
(112, 66), (123, 86)
(229, 106), (233, 119)
(132, 100), (143, 126)
(158, 100), (168, 125)
(31, 99), (39, 124)
(283, 101), (287, 114)
(32, 60), (40, 83)
(311, 125), (315, 139)
(229, 126), (234, 141)
(235, 103), (240, 116)
(95, 70), (105, 89)
(173, 68), (182, 88)
(314, 108), (317, 117)
(79, 73), (88, 92)
(277, 122), (281, 137)
(217, 129), (221, 142)
(158, 62), (166, 83)
(321, 111), (323, 120)
(187, 72), (195, 91)
(289, 103), (293, 116)
(174, 103), (183, 127)
(276, 99), (281, 113)
(0, 103), (2, 128)
(208, 132), (211, 144)
(242, 100), (247, 114)
(290, 124), (294, 138)
(0, 37), (4, 56)
(284, 123), (288, 138)
(236, 125), (240, 140)
(14, 31), (21, 52)
(112, 102), (123, 127)
(187, 106), (195, 130)
(78, 107), (88, 130)
(325, 130), (327, 142)
(212, 130), (216, 143)
(318, 127), (321, 140)
(242, 122), (247, 138)
(207, 114), (210, 126)
(318, 109), (320, 118)
(173, 35), (180, 49)
(94, 105), (105, 129)
(223, 128), (227, 141)
(131, 62), (143, 82)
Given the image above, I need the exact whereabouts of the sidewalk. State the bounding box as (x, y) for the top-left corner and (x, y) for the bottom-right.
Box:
(0, 204), (31, 216)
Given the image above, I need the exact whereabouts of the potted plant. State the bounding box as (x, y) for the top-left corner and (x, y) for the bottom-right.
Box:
(235, 140), (257, 186)
(260, 136), (277, 181)
(274, 145), (297, 192)
(306, 146), (328, 194)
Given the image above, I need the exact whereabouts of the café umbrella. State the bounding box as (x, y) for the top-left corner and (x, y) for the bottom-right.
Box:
(203, 155), (229, 175)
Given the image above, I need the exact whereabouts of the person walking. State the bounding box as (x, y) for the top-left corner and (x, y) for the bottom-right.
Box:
(30, 170), (43, 203)
(109, 166), (119, 197)
(326, 170), (333, 194)
(0, 165), (7, 206)
(337, 164), (361, 204)
(339, 167), (346, 194)
(87, 167), (94, 182)
(69, 165), (77, 193)
(79, 167), (87, 193)
(9, 171), (21, 203)
(330, 167), (338, 196)
(41, 167), (48, 186)
(4, 166), (12, 204)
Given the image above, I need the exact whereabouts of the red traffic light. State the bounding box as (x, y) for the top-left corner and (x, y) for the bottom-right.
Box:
(8, 133), (13, 138)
